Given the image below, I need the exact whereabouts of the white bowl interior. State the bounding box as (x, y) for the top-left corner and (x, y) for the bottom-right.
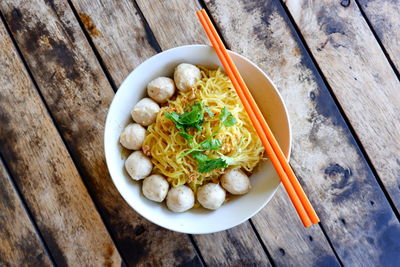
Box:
(104, 45), (291, 234)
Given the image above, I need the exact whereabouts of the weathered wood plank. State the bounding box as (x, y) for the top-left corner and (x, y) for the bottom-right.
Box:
(0, 17), (120, 266)
(0, 158), (52, 266)
(254, 189), (341, 266)
(193, 224), (272, 266)
(0, 0), (200, 266)
(70, 0), (271, 265)
(76, 0), (158, 86)
(205, 0), (400, 266)
(284, 0), (400, 213)
(357, 0), (400, 71)
(136, 0), (208, 48)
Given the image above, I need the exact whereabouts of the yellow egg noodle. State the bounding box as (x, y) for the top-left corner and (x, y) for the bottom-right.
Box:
(143, 67), (264, 192)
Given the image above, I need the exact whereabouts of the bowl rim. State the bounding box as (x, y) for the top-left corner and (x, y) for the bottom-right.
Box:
(104, 44), (292, 234)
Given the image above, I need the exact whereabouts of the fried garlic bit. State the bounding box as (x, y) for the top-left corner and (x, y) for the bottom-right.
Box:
(188, 88), (197, 100)
(142, 145), (151, 156)
(188, 172), (198, 183)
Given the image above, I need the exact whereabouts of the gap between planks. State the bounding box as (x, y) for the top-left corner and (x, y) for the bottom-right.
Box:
(0, 11), (60, 266)
(248, 220), (277, 266)
(0, 8), (126, 266)
(197, 0), (229, 48)
(317, 222), (344, 267)
(353, 0), (400, 85)
(188, 235), (206, 267)
(66, 0), (118, 90)
(0, 153), (56, 266)
(278, 0), (400, 222)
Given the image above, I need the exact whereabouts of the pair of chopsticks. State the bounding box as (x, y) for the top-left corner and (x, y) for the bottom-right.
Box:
(196, 9), (319, 227)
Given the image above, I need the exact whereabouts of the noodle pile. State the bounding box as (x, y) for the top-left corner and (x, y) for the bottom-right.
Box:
(143, 67), (264, 192)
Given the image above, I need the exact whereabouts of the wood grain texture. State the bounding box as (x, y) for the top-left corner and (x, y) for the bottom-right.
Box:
(194, 223), (272, 267)
(0, 0), (200, 266)
(357, 0), (400, 71)
(0, 18), (120, 266)
(284, 0), (400, 213)
(254, 189), (340, 266)
(74, 0), (159, 87)
(71, 0), (270, 264)
(136, 0), (209, 48)
(205, 0), (400, 265)
(0, 158), (52, 266)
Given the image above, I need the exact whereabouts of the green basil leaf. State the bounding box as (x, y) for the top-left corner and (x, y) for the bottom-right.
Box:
(165, 102), (204, 131)
(223, 116), (236, 127)
(165, 112), (184, 129)
(219, 107), (230, 122)
(190, 151), (208, 162)
(219, 107), (236, 127)
(190, 151), (233, 173)
(179, 131), (194, 145)
(198, 158), (229, 173)
(200, 138), (222, 150)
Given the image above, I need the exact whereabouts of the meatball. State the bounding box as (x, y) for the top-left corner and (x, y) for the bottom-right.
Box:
(173, 63), (201, 92)
(131, 98), (160, 126)
(147, 77), (175, 103)
(142, 174), (169, 202)
(221, 168), (251, 195)
(197, 183), (226, 210)
(125, 151), (153, 180)
(119, 123), (146, 150)
(166, 185), (194, 212)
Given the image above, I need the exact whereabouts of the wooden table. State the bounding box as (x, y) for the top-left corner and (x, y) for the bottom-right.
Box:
(0, 0), (399, 266)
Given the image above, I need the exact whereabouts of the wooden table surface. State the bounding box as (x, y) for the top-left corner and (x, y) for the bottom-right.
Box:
(0, 0), (399, 266)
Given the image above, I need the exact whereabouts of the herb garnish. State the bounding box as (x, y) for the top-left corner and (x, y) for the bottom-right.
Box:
(165, 101), (205, 146)
(179, 131), (194, 145)
(180, 107), (236, 157)
(220, 107), (237, 127)
(200, 138), (222, 150)
(191, 151), (234, 173)
(165, 103), (237, 173)
(165, 101), (204, 131)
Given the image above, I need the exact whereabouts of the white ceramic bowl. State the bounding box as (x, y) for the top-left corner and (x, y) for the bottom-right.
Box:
(104, 45), (291, 234)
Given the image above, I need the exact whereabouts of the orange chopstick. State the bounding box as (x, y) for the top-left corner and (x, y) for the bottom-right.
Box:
(196, 11), (311, 227)
(199, 9), (319, 225)
(197, 9), (319, 227)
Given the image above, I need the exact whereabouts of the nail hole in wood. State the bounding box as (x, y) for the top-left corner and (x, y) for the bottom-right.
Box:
(309, 91), (316, 101)
(340, 0), (350, 8)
